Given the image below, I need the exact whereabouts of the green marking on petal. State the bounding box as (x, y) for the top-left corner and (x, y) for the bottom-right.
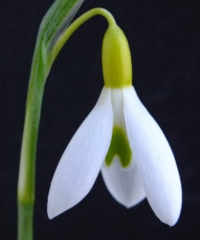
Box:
(105, 126), (132, 168)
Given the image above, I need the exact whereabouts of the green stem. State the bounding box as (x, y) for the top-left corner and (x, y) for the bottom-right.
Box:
(18, 204), (33, 240)
(17, 42), (46, 240)
(17, 7), (116, 240)
(49, 8), (116, 67)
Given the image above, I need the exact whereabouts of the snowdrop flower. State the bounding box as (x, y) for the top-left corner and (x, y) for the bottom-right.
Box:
(47, 25), (182, 226)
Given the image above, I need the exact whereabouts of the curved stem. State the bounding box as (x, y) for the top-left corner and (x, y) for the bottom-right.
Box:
(48, 8), (116, 67)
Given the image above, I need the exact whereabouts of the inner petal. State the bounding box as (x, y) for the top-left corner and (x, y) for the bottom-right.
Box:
(105, 89), (132, 168)
(105, 125), (132, 168)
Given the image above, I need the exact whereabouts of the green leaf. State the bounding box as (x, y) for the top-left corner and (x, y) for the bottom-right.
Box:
(40, 0), (85, 50)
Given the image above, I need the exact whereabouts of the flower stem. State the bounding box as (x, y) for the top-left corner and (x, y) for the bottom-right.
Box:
(49, 8), (116, 67)
(18, 204), (34, 240)
(17, 41), (46, 240)
(17, 6), (116, 240)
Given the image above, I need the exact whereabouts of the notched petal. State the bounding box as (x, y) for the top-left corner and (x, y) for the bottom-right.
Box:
(102, 157), (145, 208)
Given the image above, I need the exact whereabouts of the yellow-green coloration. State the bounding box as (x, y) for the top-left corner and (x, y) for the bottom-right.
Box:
(105, 126), (132, 168)
(102, 25), (133, 88)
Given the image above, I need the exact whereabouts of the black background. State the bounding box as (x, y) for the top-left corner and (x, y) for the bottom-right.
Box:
(0, 0), (199, 239)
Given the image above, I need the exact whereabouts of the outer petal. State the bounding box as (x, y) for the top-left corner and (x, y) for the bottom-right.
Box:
(123, 87), (182, 226)
(101, 157), (145, 208)
(47, 87), (113, 219)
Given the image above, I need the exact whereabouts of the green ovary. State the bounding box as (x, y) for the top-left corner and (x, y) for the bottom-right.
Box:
(102, 25), (133, 88)
(105, 126), (132, 168)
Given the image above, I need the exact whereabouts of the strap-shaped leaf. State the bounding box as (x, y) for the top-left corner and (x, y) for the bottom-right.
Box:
(41, 0), (85, 49)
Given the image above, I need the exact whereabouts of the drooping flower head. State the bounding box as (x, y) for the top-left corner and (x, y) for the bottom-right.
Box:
(47, 16), (182, 227)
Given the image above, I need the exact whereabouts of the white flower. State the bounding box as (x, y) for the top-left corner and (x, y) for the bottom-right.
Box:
(47, 86), (182, 226)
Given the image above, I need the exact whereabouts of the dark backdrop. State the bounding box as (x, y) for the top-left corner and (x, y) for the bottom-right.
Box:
(0, 0), (199, 239)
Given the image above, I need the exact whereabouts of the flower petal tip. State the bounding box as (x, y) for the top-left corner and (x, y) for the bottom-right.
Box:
(47, 183), (73, 220)
(117, 200), (134, 209)
(158, 189), (182, 227)
(120, 197), (145, 209)
(123, 203), (135, 209)
(47, 196), (62, 220)
(47, 209), (55, 220)
(47, 207), (56, 220)
(162, 211), (181, 227)
(167, 202), (182, 227)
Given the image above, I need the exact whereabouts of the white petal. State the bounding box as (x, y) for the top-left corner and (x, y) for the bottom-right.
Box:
(101, 157), (145, 208)
(47, 87), (113, 219)
(123, 86), (182, 226)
